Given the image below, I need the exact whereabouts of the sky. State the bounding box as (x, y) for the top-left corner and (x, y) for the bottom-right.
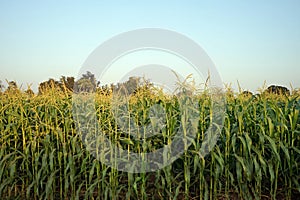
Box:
(0, 0), (299, 93)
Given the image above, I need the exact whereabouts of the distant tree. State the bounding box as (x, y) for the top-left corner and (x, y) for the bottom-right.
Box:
(6, 81), (18, 93)
(113, 76), (153, 96)
(100, 76), (154, 96)
(82, 71), (97, 83)
(39, 76), (76, 94)
(67, 77), (75, 90)
(74, 71), (100, 93)
(240, 90), (253, 98)
(265, 85), (290, 96)
(38, 78), (61, 94)
(8, 81), (17, 89)
(3, 81), (20, 94)
(117, 77), (140, 95)
(60, 76), (75, 92)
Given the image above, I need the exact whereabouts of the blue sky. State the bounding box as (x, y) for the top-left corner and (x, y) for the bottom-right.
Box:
(0, 0), (299, 93)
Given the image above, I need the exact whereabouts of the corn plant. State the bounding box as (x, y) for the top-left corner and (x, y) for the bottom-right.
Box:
(0, 84), (299, 199)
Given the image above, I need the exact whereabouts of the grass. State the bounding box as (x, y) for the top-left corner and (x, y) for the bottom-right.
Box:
(0, 85), (299, 199)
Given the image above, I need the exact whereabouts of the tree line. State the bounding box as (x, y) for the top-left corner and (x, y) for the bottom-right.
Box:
(0, 71), (152, 96)
(0, 71), (299, 96)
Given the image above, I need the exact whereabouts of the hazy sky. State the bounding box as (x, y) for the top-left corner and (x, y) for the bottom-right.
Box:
(1, 0), (299, 93)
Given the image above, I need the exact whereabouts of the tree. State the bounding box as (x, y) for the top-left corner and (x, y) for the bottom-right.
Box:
(5, 81), (19, 94)
(74, 71), (100, 93)
(113, 76), (152, 96)
(240, 90), (253, 98)
(38, 76), (76, 94)
(116, 77), (140, 95)
(265, 85), (290, 96)
(60, 76), (75, 92)
(38, 78), (61, 94)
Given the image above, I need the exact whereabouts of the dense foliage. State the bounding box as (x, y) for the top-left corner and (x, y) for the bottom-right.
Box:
(0, 87), (299, 200)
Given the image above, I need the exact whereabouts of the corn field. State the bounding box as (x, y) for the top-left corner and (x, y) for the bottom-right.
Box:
(0, 87), (300, 200)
